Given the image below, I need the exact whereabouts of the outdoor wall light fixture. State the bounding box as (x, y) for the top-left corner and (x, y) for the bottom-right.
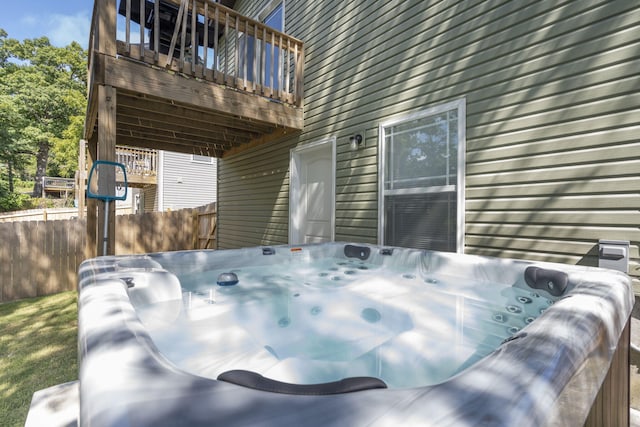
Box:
(349, 134), (364, 151)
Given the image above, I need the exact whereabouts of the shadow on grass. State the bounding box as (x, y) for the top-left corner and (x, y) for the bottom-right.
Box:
(0, 291), (78, 427)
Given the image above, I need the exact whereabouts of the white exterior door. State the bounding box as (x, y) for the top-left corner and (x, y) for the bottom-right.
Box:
(289, 138), (335, 244)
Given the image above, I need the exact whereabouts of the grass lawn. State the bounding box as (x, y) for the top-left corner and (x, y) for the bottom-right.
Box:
(0, 291), (78, 427)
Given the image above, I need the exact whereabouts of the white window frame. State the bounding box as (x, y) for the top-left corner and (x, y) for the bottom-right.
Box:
(258, 0), (284, 25)
(238, 0), (284, 85)
(259, 1), (284, 88)
(191, 154), (214, 164)
(378, 98), (466, 253)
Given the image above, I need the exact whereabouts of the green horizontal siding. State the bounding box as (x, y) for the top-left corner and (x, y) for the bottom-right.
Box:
(217, 132), (295, 249)
(220, 0), (640, 276)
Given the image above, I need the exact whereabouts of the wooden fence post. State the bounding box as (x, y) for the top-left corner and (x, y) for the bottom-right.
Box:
(192, 210), (199, 249)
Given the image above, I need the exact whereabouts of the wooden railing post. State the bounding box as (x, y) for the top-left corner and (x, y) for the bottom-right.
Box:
(153, 0), (160, 63)
(295, 46), (305, 107)
(138, 0), (145, 59)
(192, 210), (199, 249)
(97, 0), (117, 56)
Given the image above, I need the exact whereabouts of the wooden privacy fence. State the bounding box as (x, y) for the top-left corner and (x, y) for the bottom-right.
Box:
(0, 206), (133, 223)
(0, 203), (216, 303)
(0, 219), (86, 303)
(193, 206), (217, 249)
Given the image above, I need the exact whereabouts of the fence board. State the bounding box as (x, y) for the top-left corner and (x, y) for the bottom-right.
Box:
(13, 222), (25, 300)
(17, 222), (37, 299)
(47, 220), (56, 295)
(41, 220), (52, 295)
(35, 221), (49, 296)
(28, 221), (39, 298)
(115, 214), (131, 254)
(60, 220), (67, 291)
(0, 204), (216, 303)
(193, 204), (218, 249)
(66, 220), (76, 291)
(2, 224), (14, 301)
(49, 220), (59, 293)
(74, 219), (86, 286)
(11, 223), (22, 300)
(4, 225), (15, 301)
(0, 223), (8, 301)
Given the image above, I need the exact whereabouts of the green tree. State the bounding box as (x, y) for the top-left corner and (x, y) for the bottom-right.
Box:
(0, 30), (86, 198)
(0, 95), (27, 192)
(49, 115), (84, 178)
(0, 94), (31, 210)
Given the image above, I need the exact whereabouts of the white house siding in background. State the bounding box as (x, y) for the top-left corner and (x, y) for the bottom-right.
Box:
(159, 151), (217, 210)
(138, 151), (217, 213)
(218, 0), (640, 277)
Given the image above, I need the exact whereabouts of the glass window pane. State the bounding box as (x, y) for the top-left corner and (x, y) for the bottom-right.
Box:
(263, 3), (283, 89)
(385, 110), (457, 190)
(381, 101), (464, 253)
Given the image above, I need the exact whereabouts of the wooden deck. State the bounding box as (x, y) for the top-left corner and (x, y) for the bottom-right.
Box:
(84, 0), (304, 255)
(42, 177), (75, 196)
(85, 0), (303, 157)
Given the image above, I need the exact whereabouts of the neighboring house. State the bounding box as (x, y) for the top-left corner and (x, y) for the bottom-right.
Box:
(84, 0), (639, 279)
(111, 146), (217, 213)
(135, 150), (217, 212)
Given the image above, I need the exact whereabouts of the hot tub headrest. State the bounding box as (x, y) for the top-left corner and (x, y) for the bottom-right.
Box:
(524, 266), (569, 297)
(344, 244), (371, 261)
(217, 370), (387, 395)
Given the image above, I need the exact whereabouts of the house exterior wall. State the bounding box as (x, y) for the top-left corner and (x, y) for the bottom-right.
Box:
(218, 138), (294, 249)
(219, 0), (640, 275)
(159, 151), (217, 211)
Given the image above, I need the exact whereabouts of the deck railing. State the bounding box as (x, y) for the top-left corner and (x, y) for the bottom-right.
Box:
(89, 0), (304, 107)
(43, 177), (75, 193)
(115, 146), (158, 178)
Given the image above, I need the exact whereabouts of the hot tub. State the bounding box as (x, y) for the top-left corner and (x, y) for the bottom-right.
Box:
(78, 243), (633, 426)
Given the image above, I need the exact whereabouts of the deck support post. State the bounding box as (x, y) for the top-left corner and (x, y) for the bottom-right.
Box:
(85, 134), (98, 260)
(77, 139), (86, 220)
(96, 84), (117, 256)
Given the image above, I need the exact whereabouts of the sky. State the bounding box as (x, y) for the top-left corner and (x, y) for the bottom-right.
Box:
(1, 0), (94, 48)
